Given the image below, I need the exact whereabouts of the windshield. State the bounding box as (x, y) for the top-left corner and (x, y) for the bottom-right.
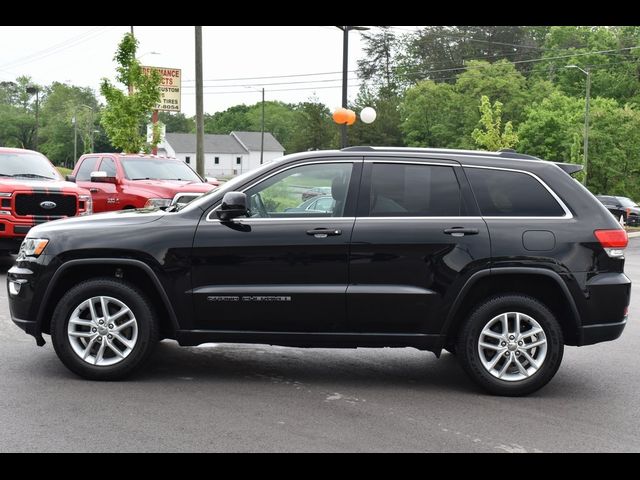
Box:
(618, 197), (638, 208)
(121, 157), (202, 182)
(0, 152), (61, 180)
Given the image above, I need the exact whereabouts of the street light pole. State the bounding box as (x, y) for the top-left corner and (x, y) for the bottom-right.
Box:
(566, 65), (591, 187)
(195, 26), (205, 177)
(26, 85), (39, 150)
(336, 26), (369, 149)
(260, 87), (265, 164)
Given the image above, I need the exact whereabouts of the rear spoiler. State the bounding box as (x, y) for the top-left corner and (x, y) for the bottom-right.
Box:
(554, 162), (583, 175)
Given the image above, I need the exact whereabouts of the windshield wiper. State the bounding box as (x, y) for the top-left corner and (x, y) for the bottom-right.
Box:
(12, 173), (56, 180)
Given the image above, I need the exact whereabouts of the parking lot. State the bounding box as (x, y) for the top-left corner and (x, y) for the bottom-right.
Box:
(0, 242), (639, 453)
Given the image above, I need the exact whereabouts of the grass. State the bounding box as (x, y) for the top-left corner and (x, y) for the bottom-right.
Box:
(57, 166), (73, 176)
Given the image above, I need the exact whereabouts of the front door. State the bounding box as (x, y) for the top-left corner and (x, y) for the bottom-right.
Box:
(89, 157), (120, 212)
(191, 160), (361, 332)
(347, 159), (490, 334)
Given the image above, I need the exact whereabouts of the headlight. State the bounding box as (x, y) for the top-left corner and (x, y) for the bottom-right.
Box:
(79, 194), (93, 216)
(20, 238), (49, 257)
(144, 198), (172, 208)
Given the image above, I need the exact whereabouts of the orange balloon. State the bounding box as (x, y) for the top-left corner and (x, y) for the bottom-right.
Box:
(345, 109), (356, 125)
(332, 108), (348, 124)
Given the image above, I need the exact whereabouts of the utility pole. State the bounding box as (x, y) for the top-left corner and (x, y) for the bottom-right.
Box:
(566, 65), (591, 186)
(335, 26), (369, 149)
(195, 26), (205, 176)
(583, 69), (591, 187)
(260, 87), (265, 164)
(73, 114), (77, 165)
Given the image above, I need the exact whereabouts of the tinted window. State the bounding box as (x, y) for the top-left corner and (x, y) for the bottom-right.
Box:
(77, 157), (100, 181)
(244, 163), (352, 218)
(100, 157), (117, 177)
(367, 163), (461, 216)
(466, 168), (565, 217)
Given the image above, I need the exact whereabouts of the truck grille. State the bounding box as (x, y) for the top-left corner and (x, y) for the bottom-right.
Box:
(14, 193), (77, 217)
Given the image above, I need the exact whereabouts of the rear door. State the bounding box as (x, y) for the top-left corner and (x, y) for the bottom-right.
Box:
(347, 158), (490, 334)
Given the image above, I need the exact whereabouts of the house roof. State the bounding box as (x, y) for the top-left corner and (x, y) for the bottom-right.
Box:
(232, 131), (285, 152)
(165, 133), (247, 154)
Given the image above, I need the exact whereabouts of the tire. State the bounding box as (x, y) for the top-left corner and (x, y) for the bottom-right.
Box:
(456, 294), (564, 396)
(51, 277), (159, 380)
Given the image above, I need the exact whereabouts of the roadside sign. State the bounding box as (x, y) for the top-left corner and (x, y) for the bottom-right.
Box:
(141, 66), (181, 112)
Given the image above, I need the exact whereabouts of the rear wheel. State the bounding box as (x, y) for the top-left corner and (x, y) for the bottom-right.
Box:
(51, 277), (158, 380)
(456, 294), (564, 396)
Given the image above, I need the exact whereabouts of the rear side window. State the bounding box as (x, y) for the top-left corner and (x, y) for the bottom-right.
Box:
(368, 163), (461, 216)
(76, 157), (99, 181)
(465, 168), (565, 217)
(100, 157), (117, 177)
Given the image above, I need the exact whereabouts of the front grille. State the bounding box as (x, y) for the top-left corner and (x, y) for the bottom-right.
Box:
(14, 193), (77, 217)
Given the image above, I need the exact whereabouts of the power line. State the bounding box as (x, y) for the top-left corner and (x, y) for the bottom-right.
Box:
(182, 83), (362, 95)
(182, 70), (356, 83)
(0, 26), (115, 70)
(182, 77), (360, 89)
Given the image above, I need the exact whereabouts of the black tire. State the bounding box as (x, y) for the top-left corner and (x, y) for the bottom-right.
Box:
(51, 277), (159, 380)
(456, 294), (564, 396)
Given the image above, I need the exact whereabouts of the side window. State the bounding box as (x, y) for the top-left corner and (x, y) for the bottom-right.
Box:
(76, 157), (100, 182)
(100, 157), (117, 177)
(465, 168), (565, 217)
(367, 163), (461, 216)
(244, 163), (353, 218)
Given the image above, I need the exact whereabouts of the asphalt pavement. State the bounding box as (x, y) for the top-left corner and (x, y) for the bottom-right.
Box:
(1, 242), (639, 452)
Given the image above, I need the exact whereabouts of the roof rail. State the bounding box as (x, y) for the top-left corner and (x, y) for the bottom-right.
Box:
(341, 145), (541, 160)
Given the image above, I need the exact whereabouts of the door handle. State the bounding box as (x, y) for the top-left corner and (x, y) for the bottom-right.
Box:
(306, 228), (342, 238)
(443, 227), (479, 237)
(89, 188), (99, 193)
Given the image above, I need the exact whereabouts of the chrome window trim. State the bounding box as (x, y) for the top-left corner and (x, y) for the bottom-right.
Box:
(207, 217), (356, 224)
(171, 192), (204, 205)
(461, 164), (573, 219)
(206, 160), (358, 222)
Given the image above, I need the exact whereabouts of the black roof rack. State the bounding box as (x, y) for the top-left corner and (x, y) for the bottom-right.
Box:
(341, 146), (541, 161)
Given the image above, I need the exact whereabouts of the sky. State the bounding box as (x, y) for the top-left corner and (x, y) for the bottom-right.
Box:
(0, 26), (420, 117)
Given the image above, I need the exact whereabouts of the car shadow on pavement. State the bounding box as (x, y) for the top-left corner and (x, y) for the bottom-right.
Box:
(132, 340), (478, 394)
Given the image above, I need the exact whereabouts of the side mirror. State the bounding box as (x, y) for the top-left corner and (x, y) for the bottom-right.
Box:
(206, 176), (220, 186)
(216, 192), (248, 221)
(65, 174), (76, 183)
(91, 171), (118, 184)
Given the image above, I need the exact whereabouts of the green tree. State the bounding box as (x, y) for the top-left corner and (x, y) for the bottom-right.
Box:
(349, 87), (404, 147)
(246, 101), (298, 152)
(399, 80), (466, 148)
(472, 95), (518, 150)
(38, 82), (99, 165)
(159, 112), (194, 133)
(288, 98), (336, 152)
(357, 27), (402, 92)
(99, 33), (162, 153)
(204, 104), (252, 134)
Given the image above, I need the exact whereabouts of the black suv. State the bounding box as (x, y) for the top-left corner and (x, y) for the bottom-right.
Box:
(595, 195), (640, 226)
(7, 147), (631, 396)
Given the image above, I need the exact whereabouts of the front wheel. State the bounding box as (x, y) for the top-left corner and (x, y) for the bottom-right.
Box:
(51, 278), (159, 380)
(456, 294), (564, 396)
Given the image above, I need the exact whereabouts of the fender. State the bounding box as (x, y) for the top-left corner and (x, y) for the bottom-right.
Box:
(36, 258), (181, 334)
(441, 267), (581, 338)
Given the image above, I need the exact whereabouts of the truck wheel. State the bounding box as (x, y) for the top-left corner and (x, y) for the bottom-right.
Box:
(456, 294), (564, 396)
(51, 277), (158, 380)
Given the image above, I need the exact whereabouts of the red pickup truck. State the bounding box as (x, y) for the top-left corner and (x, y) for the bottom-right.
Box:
(70, 153), (217, 212)
(0, 147), (93, 253)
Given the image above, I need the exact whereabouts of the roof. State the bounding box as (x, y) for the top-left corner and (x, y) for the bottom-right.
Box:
(165, 133), (247, 154)
(231, 131), (285, 152)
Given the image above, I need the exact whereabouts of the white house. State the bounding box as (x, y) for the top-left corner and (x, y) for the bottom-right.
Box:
(162, 131), (285, 177)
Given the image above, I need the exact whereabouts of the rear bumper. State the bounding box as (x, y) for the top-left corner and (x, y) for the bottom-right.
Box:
(580, 319), (627, 345)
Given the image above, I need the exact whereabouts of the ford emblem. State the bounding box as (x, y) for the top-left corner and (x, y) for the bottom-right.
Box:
(40, 201), (57, 210)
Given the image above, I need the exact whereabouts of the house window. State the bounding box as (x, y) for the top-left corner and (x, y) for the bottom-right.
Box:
(214, 157), (220, 165)
(236, 157), (241, 165)
(185, 156), (191, 164)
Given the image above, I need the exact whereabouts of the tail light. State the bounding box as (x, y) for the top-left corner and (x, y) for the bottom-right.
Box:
(594, 229), (628, 258)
